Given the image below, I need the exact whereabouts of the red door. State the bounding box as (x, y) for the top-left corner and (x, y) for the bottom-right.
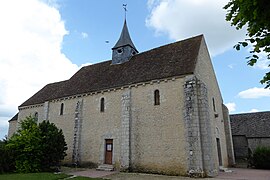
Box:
(105, 139), (113, 164)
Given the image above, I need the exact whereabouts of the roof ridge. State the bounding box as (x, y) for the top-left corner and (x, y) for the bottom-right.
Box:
(230, 111), (270, 116)
(136, 34), (203, 57)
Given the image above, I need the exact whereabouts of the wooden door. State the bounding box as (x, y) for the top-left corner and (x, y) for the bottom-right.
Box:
(105, 139), (113, 164)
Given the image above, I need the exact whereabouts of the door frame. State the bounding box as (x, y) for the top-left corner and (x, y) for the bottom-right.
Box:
(104, 139), (113, 164)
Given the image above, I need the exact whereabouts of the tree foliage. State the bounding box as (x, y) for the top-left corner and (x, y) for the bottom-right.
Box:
(6, 116), (67, 173)
(7, 116), (42, 173)
(0, 137), (15, 173)
(224, 0), (270, 88)
(39, 120), (67, 171)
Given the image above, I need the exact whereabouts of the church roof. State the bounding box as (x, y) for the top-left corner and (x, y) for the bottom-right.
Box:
(230, 111), (270, 138)
(19, 35), (203, 107)
(112, 20), (138, 52)
(8, 113), (18, 122)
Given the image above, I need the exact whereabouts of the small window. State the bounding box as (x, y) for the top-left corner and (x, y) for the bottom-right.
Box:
(154, 90), (160, 105)
(34, 112), (38, 122)
(117, 49), (123, 54)
(60, 103), (64, 115)
(212, 98), (216, 112)
(100, 98), (105, 112)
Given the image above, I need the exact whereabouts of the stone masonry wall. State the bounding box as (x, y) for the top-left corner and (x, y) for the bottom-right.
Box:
(183, 75), (216, 177)
(7, 120), (17, 138)
(222, 104), (235, 166)
(194, 37), (230, 170)
(183, 76), (204, 177)
(130, 78), (188, 175)
(120, 90), (131, 169)
(80, 90), (122, 167)
(16, 76), (210, 176)
(197, 78), (216, 176)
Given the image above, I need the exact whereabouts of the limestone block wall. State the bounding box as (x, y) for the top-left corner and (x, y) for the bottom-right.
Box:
(183, 75), (216, 177)
(120, 90), (131, 169)
(81, 90), (122, 167)
(194, 37), (229, 169)
(222, 104), (235, 166)
(248, 138), (270, 153)
(130, 78), (188, 175)
(7, 120), (17, 138)
(47, 98), (82, 162)
(17, 105), (44, 128)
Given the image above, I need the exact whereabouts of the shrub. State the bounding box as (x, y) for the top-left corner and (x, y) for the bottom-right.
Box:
(0, 138), (15, 173)
(39, 120), (67, 171)
(6, 116), (67, 173)
(7, 117), (42, 173)
(252, 146), (270, 169)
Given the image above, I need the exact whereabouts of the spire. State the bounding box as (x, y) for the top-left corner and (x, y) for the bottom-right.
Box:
(112, 19), (138, 52)
(111, 6), (138, 65)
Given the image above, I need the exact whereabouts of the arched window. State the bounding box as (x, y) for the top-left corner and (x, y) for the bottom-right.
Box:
(154, 90), (160, 105)
(34, 112), (38, 122)
(100, 98), (105, 112)
(60, 103), (64, 115)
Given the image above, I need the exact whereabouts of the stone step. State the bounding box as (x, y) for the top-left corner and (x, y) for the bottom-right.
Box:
(96, 164), (114, 171)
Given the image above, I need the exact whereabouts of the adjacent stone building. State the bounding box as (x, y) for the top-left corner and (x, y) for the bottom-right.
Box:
(230, 111), (270, 159)
(8, 19), (234, 177)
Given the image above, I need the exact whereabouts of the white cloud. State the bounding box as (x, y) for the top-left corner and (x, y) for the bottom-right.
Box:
(255, 59), (270, 70)
(225, 102), (236, 113)
(249, 109), (259, 113)
(238, 87), (270, 99)
(228, 63), (236, 69)
(81, 32), (88, 39)
(0, 0), (79, 137)
(146, 0), (246, 56)
(246, 46), (270, 70)
(80, 62), (92, 68)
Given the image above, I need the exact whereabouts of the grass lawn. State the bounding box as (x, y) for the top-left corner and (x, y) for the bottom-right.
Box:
(0, 172), (104, 180)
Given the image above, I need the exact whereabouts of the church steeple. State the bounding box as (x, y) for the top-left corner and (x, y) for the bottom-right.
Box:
(112, 9), (138, 64)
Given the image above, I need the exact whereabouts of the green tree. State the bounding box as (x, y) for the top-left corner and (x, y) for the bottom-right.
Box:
(224, 0), (270, 88)
(7, 116), (42, 173)
(6, 116), (67, 173)
(0, 137), (15, 173)
(39, 120), (67, 171)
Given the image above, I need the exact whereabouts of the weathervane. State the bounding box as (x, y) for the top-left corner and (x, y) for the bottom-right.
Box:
(123, 4), (127, 19)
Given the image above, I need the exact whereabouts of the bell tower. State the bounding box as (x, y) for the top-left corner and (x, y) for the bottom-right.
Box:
(112, 5), (138, 64)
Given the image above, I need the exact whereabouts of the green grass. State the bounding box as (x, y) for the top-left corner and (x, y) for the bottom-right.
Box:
(0, 172), (69, 180)
(0, 172), (103, 180)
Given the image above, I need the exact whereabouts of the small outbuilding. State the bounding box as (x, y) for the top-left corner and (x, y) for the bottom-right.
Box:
(230, 111), (270, 159)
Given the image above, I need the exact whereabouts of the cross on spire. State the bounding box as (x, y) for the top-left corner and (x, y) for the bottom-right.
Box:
(123, 4), (127, 19)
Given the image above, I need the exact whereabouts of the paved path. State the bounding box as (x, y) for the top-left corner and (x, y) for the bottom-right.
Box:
(217, 168), (270, 180)
(68, 168), (270, 180)
(68, 169), (118, 178)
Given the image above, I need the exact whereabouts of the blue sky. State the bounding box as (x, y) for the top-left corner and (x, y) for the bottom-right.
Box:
(0, 0), (270, 139)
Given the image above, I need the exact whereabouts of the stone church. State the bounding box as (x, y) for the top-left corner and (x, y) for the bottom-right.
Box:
(8, 19), (234, 177)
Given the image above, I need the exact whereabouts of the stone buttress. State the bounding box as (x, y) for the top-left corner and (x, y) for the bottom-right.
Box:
(120, 90), (131, 169)
(184, 75), (217, 177)
(72, 100), (84, 165)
